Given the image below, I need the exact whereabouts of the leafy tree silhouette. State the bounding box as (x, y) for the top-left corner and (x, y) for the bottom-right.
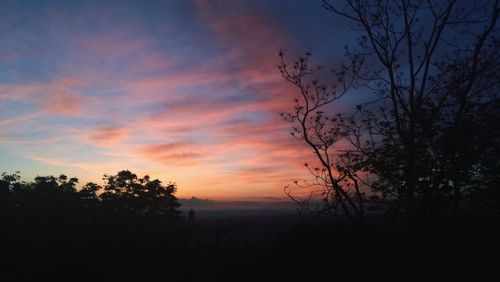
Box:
(100, 170), (181, 220)
(0, 170), (187, 280)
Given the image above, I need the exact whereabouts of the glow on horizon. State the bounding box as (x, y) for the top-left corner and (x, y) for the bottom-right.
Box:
(0, 0), (351, 200)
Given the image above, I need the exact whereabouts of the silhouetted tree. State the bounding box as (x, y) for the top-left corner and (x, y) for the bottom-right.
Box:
(279, 51), (366, 224)
(0, 170), (187, 280)
(320, 0), (500, 227)
(100, 170), (181, 220)
(280, 0), (500, 227)
(0, 172), (20, 205)
(78, 182), (101, 201)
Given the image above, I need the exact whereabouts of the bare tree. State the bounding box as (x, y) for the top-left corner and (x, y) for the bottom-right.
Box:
(280, 0), (500, 227)
(279, 51), (366, 224)
(319, 0), (500, 227)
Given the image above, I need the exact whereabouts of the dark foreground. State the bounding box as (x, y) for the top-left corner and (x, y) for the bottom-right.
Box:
(1, 211), (499, 282)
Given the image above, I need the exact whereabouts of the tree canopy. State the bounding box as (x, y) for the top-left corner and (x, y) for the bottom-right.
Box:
(0, 170), (186, 280)
(280, 0), (500, 226)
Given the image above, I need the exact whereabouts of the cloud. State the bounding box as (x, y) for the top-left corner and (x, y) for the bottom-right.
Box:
(0, 1), (342, 200)
(136, 53), (175, 71)
(0, 75), (97, 117)
(86, 125), (127, 147)
(29, 156), (120, 172)
(141, 141), (194, 152)
(43, 92), (83, 116)
(139, 142), (201, 165)
(30, 156), (70, 167)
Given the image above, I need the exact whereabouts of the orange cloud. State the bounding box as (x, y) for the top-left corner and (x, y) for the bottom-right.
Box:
(139, 142), (201, 165)
(86, 125), (127, 147)
(0, 1), (344, 201)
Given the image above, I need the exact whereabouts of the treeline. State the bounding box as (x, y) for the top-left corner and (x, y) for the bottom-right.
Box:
(0, 171), (498, 281)
(0, 170), (190, 281)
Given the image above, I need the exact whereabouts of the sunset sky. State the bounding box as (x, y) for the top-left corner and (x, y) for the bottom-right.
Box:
(0, 0), (357, 200)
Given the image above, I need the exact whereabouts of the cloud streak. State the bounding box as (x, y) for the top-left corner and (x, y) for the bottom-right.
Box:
(0, 0), (344, 200)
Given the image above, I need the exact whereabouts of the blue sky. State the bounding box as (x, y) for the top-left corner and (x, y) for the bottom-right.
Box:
(0, 0), (357, 199)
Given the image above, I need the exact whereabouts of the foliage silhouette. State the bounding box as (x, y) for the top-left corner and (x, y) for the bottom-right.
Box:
(99, 170), (181, 220)
(280, 0), (500, 228)
(0, 170), (188, 281)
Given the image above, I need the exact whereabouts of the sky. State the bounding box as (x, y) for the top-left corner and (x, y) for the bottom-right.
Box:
(0, 0), (356, 200)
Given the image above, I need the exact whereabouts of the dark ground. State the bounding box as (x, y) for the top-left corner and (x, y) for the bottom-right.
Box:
(1, 209), (499, 282)
(187, 212), (500, 282)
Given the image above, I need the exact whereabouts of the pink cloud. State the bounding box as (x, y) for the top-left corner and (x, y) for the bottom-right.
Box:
(136, 53), (175, 71)
(0, 76), (98, 117)
(86, 125), (127, 147)
(0, 1), (348, 200)
(43, 91), (83, 116)
(139, 141), (201, 165)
